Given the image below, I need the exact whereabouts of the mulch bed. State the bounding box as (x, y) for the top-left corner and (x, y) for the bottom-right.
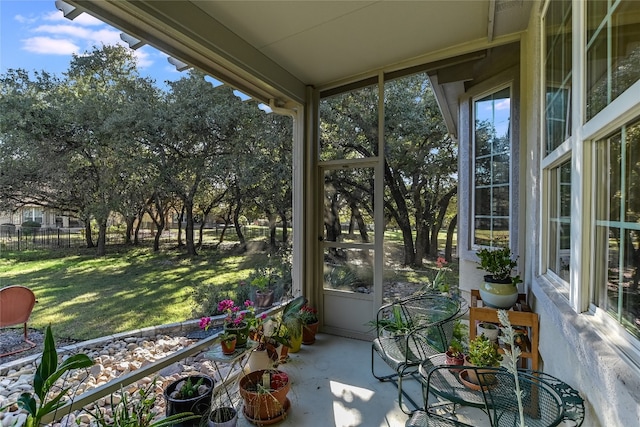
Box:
(0, 327), (79, 365)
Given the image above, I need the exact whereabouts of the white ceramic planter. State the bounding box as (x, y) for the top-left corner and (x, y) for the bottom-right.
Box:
(479, 278), (518, 309)
(476, 322), (499, 343)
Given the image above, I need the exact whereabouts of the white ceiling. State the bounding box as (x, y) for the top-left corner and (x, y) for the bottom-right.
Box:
(69, 0), (533, 102)
(194, 1), (491, 85)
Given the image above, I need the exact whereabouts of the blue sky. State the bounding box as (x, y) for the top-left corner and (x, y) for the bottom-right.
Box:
(0, 0), (184, 87)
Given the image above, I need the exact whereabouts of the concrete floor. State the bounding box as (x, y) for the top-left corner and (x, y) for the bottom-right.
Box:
(227, 333), (491, 427)
(229, 333), (416, 427)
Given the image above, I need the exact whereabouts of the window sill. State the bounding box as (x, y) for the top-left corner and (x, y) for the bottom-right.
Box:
(531, 276), (640, 425)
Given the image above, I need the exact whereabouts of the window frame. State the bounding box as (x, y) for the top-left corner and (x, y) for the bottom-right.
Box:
(458, 65), (520, 264)
(471, 84), (514, 251)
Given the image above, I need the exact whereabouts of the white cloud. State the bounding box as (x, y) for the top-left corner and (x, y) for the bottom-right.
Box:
(15, 6), (162, 72)
(34, 24), (92, 38)
(495, 99), (511, 111)
(88, 28), (122, 45)
(22, 37), (79, 55)
(133, 50), (153, 69)
(14, 14), (38, 24)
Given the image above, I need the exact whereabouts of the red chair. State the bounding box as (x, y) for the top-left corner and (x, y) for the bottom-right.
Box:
(0, 285), (37, 357)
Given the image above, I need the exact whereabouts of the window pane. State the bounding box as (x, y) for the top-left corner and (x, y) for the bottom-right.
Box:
(323, 167), (374, 244)
(611, 2), (640, 105)
(548, 159), (571, 283)
(544, 0), (572, 154)
(586, 0), (640, 121)
(323, 247), (373, 293)
(594, 118), (640, 339)
(319, 85), (378, 161)
(473, 87), (511, 248)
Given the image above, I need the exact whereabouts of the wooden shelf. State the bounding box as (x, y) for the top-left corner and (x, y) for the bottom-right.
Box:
(469, 290), (539, 370)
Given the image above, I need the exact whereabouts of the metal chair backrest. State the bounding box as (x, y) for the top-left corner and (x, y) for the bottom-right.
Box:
(0, 285), (37, 327)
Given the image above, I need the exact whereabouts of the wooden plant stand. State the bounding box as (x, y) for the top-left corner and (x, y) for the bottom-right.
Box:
(469, 289), (540, 370)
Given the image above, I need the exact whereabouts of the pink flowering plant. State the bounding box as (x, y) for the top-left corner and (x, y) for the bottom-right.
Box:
(199, 316), (213, 331)
(218, 299), (249, 327)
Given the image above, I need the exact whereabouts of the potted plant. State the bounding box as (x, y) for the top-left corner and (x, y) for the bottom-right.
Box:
(476, 246), (522, 309)
(476, 322), (499, 343)
(239, 369), (290, 423)
(164, 375), (214, 425)
(208, 406), (238, 427)
(219, 331), (237, 355)
(444, 340), (465, 371)
(464, 334), (502, 387)
(216, 299), (253, 347)
(249, 260), (283, 308)
(271, 296), (307, 353)
(367, 305), (412, 336)
(299, 304), (319, 344)
(86, 379), (198, 427)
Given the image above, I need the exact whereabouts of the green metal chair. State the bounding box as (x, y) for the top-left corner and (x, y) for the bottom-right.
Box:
(371, 293), (467, 413)
(414, 364), (585, 427)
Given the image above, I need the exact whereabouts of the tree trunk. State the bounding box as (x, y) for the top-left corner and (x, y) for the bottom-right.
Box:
(97, 220), (107, 256)
(324, 193), (342, 243)
(384, 162), (415, 265)
(232, 193), (246, 246)
(429, 186), (457, 256)
(133, 216), (142, 245)
(177, 207), (184, 247)
(184, 200), (197, 256)
(124, 216), (135, 245)
(84, 220), (94, 248)
(445, 214), (457, 262)
(147, 193), (166, 252)
(350, 202), (369, 243)
(280, 212), (288, 243)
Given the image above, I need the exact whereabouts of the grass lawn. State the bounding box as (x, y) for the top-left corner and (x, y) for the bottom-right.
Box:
(0, 231), (457, 341)
(0, 246), (264, 341)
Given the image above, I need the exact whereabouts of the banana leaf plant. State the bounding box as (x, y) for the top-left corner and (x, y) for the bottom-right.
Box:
(17, 325), (94, 427)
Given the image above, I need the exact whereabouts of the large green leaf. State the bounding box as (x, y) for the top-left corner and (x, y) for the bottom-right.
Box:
(43, 353), (94, 391)
(16, 393), (37, 416)
(34, 325), (58, 399)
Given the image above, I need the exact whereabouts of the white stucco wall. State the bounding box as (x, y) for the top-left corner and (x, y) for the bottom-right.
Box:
(457, 3), (640, 426)
(519, 4), (640, 426)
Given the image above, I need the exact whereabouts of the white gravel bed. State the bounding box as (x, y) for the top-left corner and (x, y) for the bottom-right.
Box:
(0, 327), (226, 427)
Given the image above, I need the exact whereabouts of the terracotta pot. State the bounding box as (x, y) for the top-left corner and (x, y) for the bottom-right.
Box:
(464, 356), (497, 387)
(444, 350), (465, 372)
(239, 370), (290, 421)
(302, 321), (319, 345)
(254, 289), (275, 308)
(279, 345), (289, 363)
(221, 337), (237, 355)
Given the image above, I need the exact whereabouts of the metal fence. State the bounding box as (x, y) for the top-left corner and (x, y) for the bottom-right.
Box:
(0, 225), (282, 252)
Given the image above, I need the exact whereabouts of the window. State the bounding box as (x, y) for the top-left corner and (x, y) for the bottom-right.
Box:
(473, 87), (511, 248)
(586, 0), (640, 121)
(594, 118), (640, 339)
(544, 0), (572, 154)
(22, 208), (43, 224)
(547, 159), (571, 285)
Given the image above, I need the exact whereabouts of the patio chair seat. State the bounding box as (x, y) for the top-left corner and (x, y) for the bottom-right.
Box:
(0, 285), (37, 357)
(371, 292), (468, 414)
